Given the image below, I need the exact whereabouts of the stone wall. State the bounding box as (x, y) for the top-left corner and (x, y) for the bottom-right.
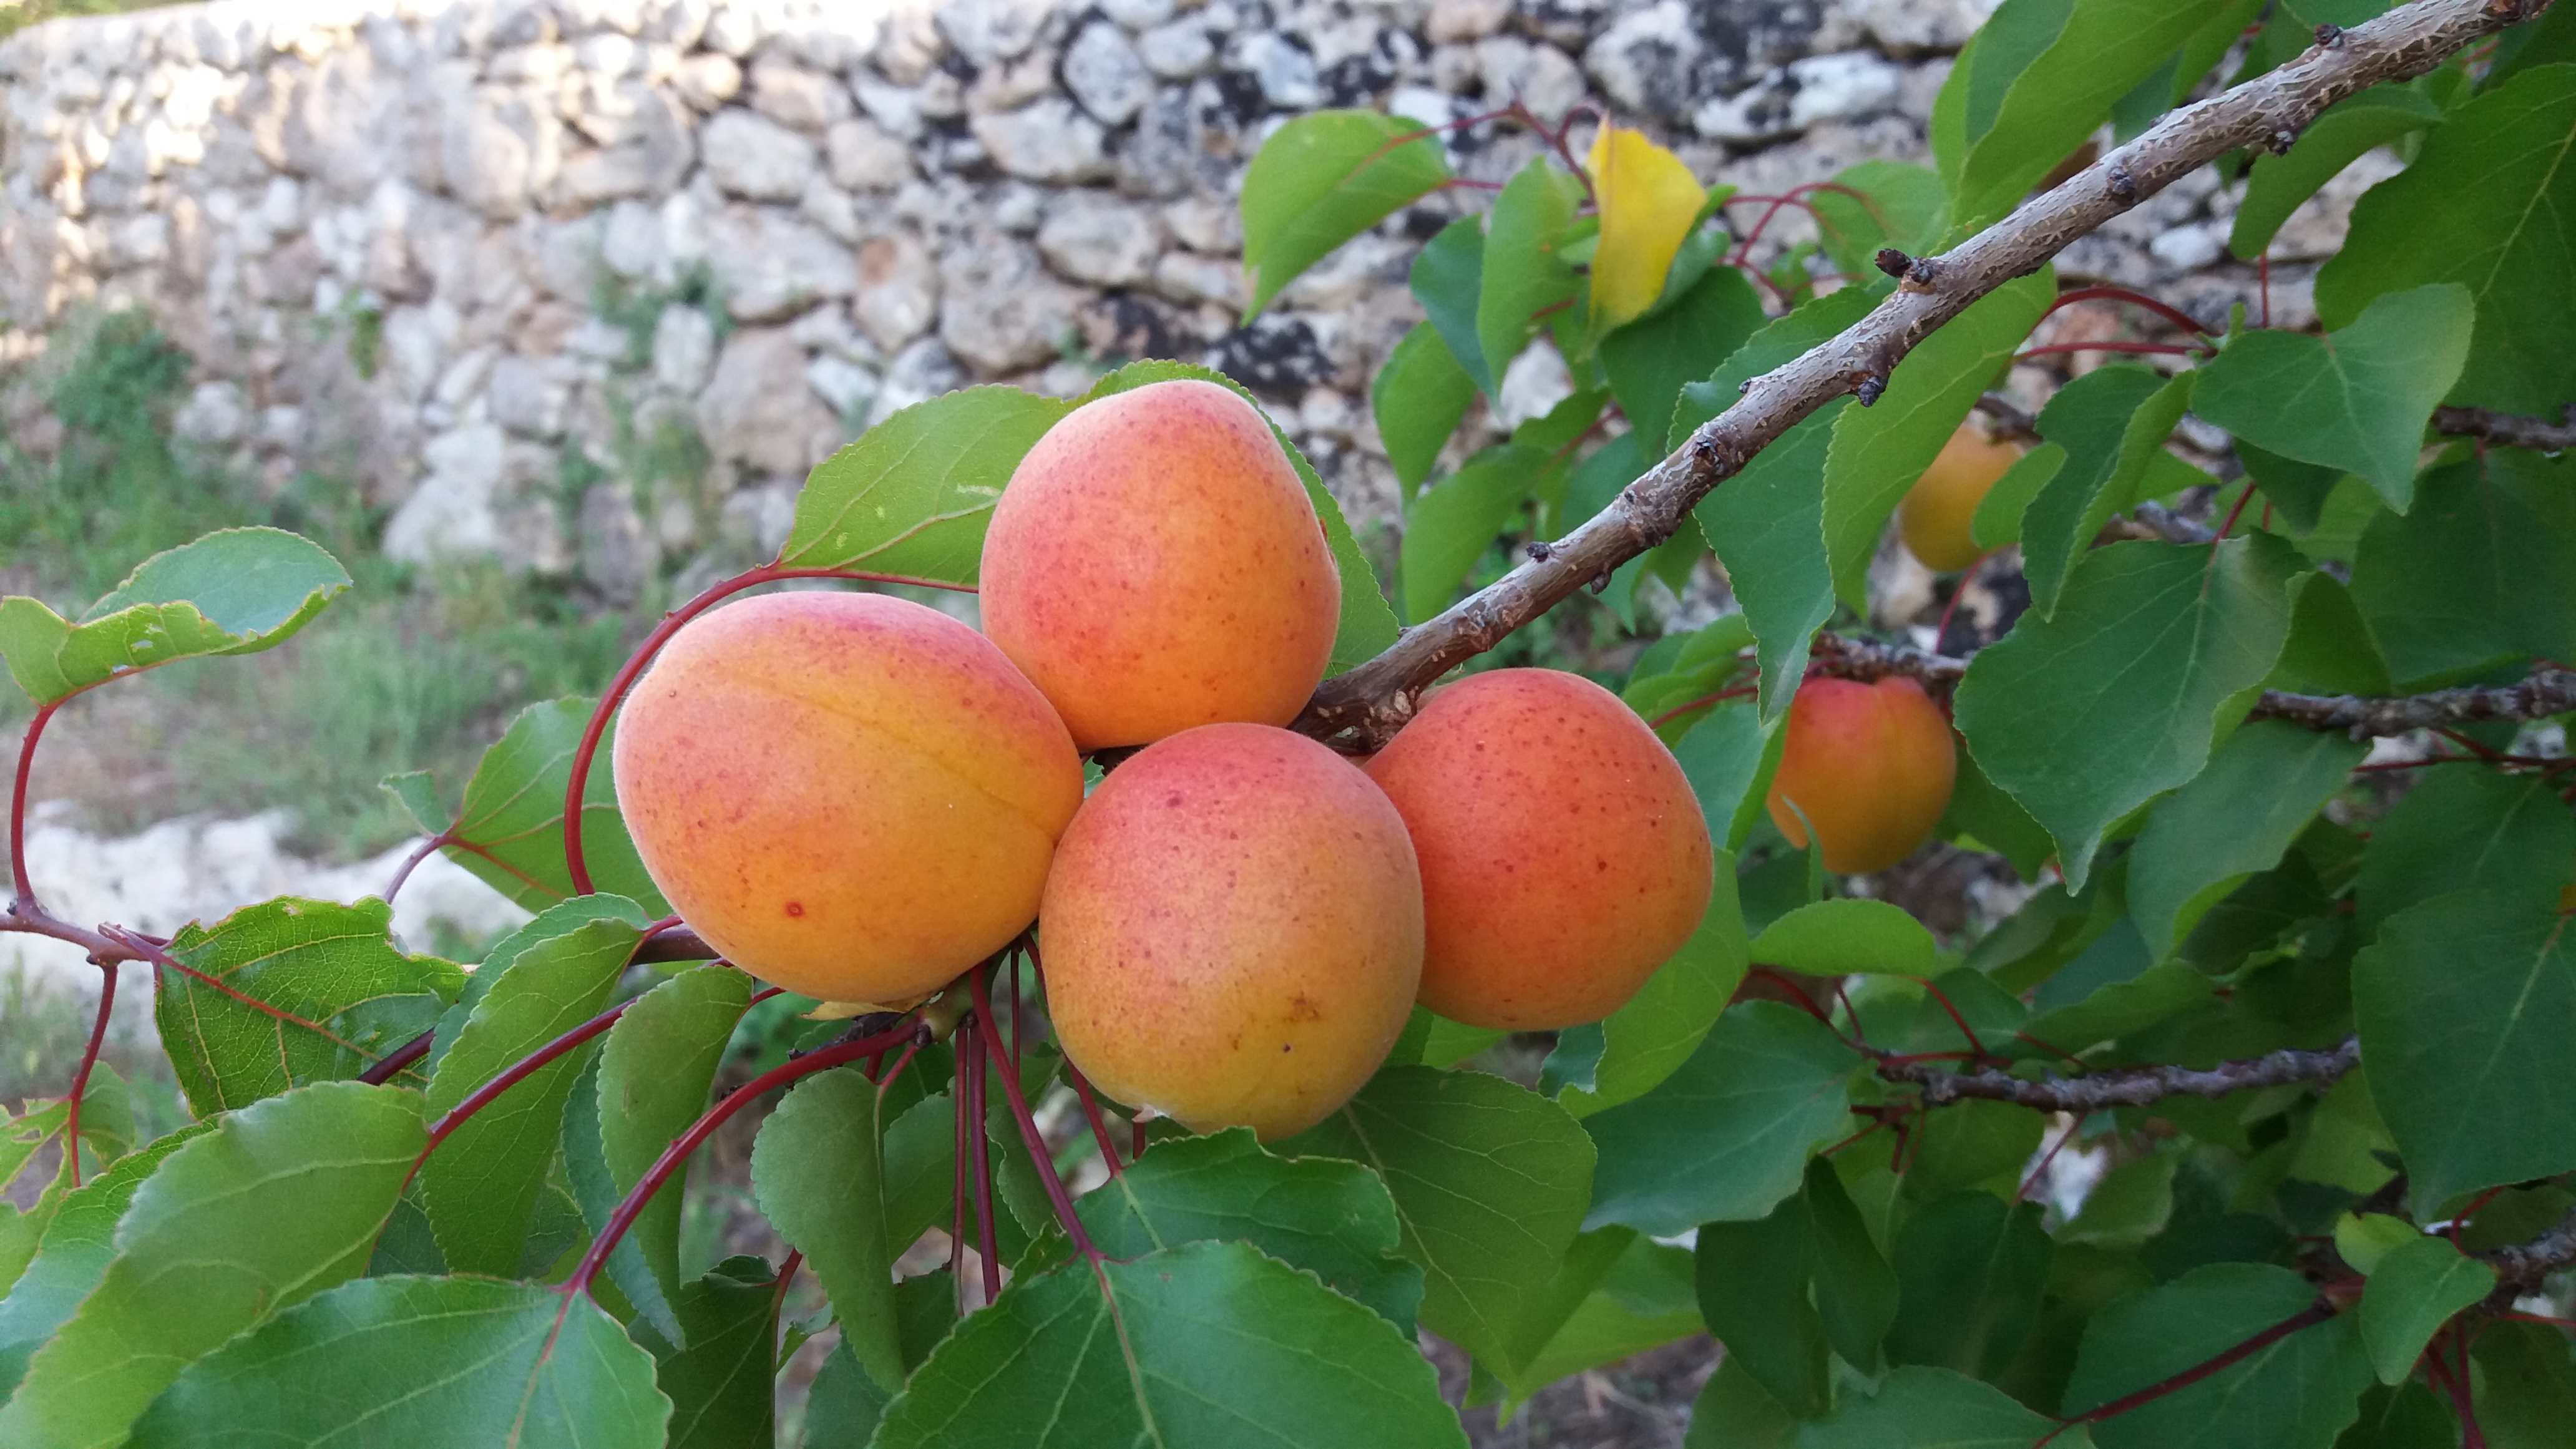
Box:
(0, 0), (2357, 599)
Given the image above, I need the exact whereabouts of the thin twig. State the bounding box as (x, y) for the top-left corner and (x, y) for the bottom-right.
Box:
(62, 963), (116, 1188)
(1881, 1037), (2359, 1111)
(2434, 404), (2576, 452)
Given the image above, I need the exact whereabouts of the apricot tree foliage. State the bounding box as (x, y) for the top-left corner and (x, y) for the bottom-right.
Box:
(6, 0), (2576, 1443)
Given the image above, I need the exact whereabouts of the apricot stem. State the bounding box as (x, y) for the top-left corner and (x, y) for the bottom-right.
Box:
(61, 962), (115, 1187)
(972, 967), (1103, 1264)
(962, 1018), (1003, 1305)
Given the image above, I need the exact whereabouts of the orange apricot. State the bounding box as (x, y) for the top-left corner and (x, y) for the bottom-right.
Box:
(612, 591), (1083, 1004)
(1765, 675), (1957, 874)
(1364, 668), (1714, 1030)
(978, 379), (1341, 751)
(1039, 723), (1422, 1139)
(1897, 424), (2022, 572)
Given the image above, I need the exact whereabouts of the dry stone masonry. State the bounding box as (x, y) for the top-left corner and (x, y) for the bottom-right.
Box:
(0, 0), (2369, 598)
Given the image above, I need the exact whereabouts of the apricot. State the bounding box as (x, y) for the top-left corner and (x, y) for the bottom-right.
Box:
(1766, 676), (1957, 875)
(612, 591), (1083, 1004)
(978, 379), (1341, 751)
(1364, 669), (1714, 1030)
(1897, 424), (2022, 572)
(1039, 723), (1422, 1139)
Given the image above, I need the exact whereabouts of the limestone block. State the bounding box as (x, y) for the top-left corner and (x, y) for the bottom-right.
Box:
(1136, 20), (1214, 79)
(672, 51), (742, 110)
(826, 117), (914, 191)
(937, 231), (1078, 374)
(1063, 21), (1154, 126)
(695, 324), (836, 476)
(749, 57), (852, 130)
(1037, 191), (1163, 288)
(970, 97), (1110, 184)
(936, 0), (1053, 68)
(703, 206), (856, 321)
(852, 230), (939, 351)
(700, 108), (819, 201)
(653, 303), (718, 391)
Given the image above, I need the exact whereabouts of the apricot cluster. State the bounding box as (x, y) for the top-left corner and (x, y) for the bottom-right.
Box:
(615, 379), (1714, 1140)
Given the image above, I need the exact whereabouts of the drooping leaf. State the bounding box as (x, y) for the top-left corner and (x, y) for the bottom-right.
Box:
(562, 1055), (681, 1345)
(1278, 1065), (1593, 1373)
(1601, 265), (1765, 456)
(128, 1275), (668, 1448)
(1082, 359), (1399, 673)
(1066, 1129), (1422, 1333)
(1476, 157), (1586, 387)
(1967, 441), (2067, 550)
(1412, 217), (1495, 398)
(1795, 1365), (2086, 1449)
(2061, 1152), (2180, 1248)
(1586, 124), (1708, 331)
(1496, 1229), (1702, 1398)
(0, 1125), (210, 1400)
(2061, 1262), (2371, 1449)
(1822, 271), (2054, 611)
(154, 896), (462, 1116)
(1901, 1100), (2046, 1205)
(2472, 1322), (2576, 1449)
(2314, 63), (2576, 414)
(1559, 853), (1749, 1117)
(2127, 722), (2367, 961)
(1953, 536), (2304, 891)
(1884, 1191), (2053, 1381)
(0, 527), (348, 706)
(1805, 1157), (1898, 1371)
(1375, 323), (1476, 503)
(0, 1083), (422, 1448)
(600, 965), (750, 1323)
(1687, 1356), (1797, 1449)
(872, 1241), (1468, 1448)
(1585, 1002), (1858, 1236)
(2266, 569), (2394, 696)
(2357, 1236), (2495, 1386)
(2229, 85), (2447, 260)
(421, 898), (646, 1277)
(1807, 160), (1949, 282)
(1242, 110), (1451, 319)
(2352, 766), (2576, 937)
(753, 1066), (907, 1392)
(2348, 453), (2576, 688)
(1751, 899), (1939, 978)
(440, 698), (668, 915)
(1401, 445), (1546, 624)
(2021, 366), (2195, 620)
(2353, 882), (2576, 1219)
(640, 1257), (779, 1449)
(2195, 285), (2472, 511)
(779, 386), (1073, 581)
(1696, 1191), (1828, 1416)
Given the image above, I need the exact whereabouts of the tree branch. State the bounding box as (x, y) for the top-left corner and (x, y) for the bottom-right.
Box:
(2435, 404), (2576, 452)
(2483, 1205), (2576, 1295)
(1881, 1037), (2359, 1111)
(1292, 0), (2545, 749)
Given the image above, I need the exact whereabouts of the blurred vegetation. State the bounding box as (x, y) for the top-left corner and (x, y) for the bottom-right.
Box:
(0, 0), (163, 39)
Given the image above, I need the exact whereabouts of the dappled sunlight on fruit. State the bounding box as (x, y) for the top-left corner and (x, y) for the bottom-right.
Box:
(1767, 676), (1957, 876)
(1898, 424), (2022, 572)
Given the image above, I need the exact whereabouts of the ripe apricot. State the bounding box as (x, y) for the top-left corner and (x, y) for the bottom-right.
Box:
(1364, 669), (1714, 1030)
(613, 591), (1083, 1004)
(1897, 424), (2022, 572)
(978, 379), (1341, 751)
(1040, 724), (1422, 1139)
(1766, 676), (1956, 874)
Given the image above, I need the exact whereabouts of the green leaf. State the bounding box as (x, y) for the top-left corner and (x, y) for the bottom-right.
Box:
(748, 1067), (904, 1392)
(1967, 441), (2066, 550)
(1885, 1191), (2052, 1381)
(1948, 0), (2232, 223)
(779, 386), (1073, 580)
(2334, 1214), (2422, 1277)
(154, 896), (462, 1116)
(601, 965), (749, 1322)
(1822, 271), (2054, 611)
(2128, 721), (2367, 960)
(2472, 1322), (2576, 1449)
(2315, 64), (2576, 414)
(1412, 217), (1496, 398)
(2062, 1262), (2371, 1449)
(1752, 899), (1939, 977)
(2358, 1237), (2494, 1386)
(1684, 286), (1883, 718)
(0, 1125), (209, 1400)
(1696, 1191), (1829, 1416)
(1277, 1065), (1594, 1375)
(1401, 444), (1544, 624)
(2195, 285), (2472, 511)
(2266, 570), (2394, 696)
(128, 1275), (668, 1448)
(1805, 1158), (1898, 1372)
(1902, 1100), (2044, 1205)
(1476, 157), (1586, 388)
(2354, 768), (2576, 938)
(2061, 1151), (2179, 1247)
(1603, 265), (1765, 456)
(562, 1054), (680, 1344)
(2354, 882), (2576, 1219)
(1497, 1230), (1702, 1398)
(642, 1257), (779, 1449)
(422, 897), (646, 1277)
(2337, 1382), (2458, 1449)
(2348, 453), (2576, 688)
(0, 527), (349, 706)
(1687, 1357), (1796, 1449)
(2021, 367), (2195, 620)
(1081, 359), (1398, 673)
(1068, 1129), (1422, 1334)
(1374, 323), (1476, 503)
(1807, 160), (1950, 282)
(439, 698), (668, 915)
(2230, 85), (2446, 260)
(1953, 536), (2303, 891)
(1584, 1001), (1858, 1236)
(1241, 110), (1450, 319)
(0, 1083), (422, 1448)
(872, 1241), (1467, 1447)
(1795, 1365), (2086, 1449)
(1560, 852), (1749, 1117)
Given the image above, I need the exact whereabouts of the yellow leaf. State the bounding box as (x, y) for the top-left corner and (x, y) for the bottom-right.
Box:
(1586, 124), (1708, 331)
